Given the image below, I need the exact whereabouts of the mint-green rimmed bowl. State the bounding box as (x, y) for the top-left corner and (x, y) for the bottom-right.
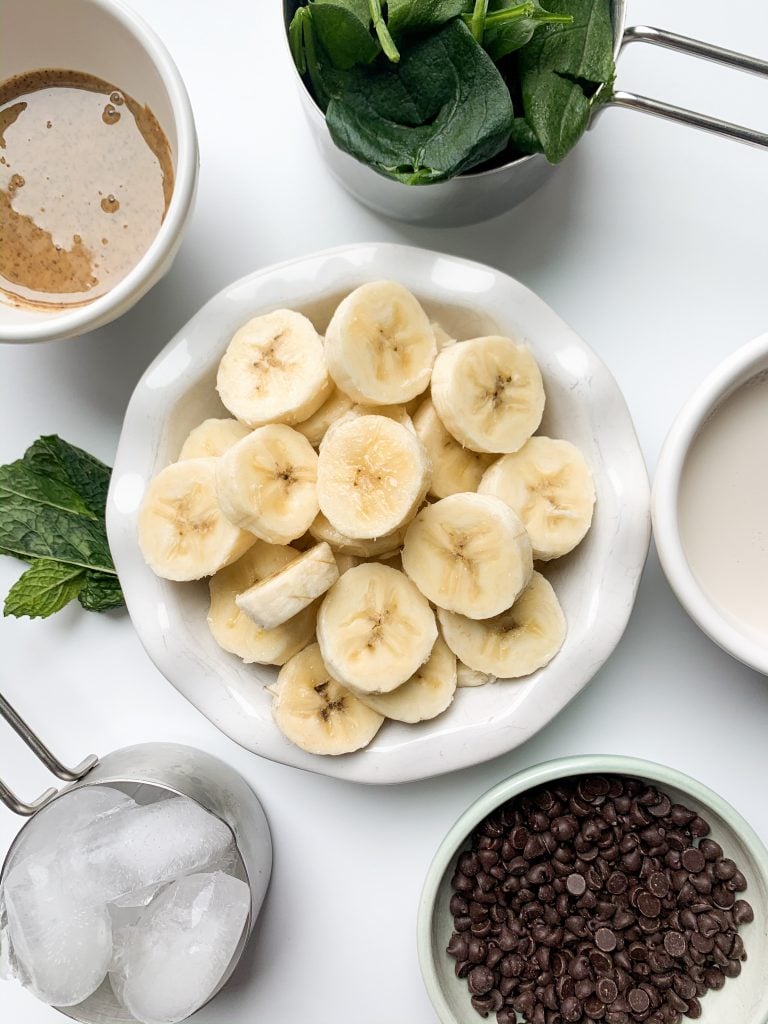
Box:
(417, 756), (768, 1024)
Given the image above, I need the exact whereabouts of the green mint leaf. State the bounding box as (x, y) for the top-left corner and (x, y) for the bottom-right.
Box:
(23, 435), (111, 518)
(78, 571), (125, 613)
(4, 560), (86, 619)
(326, 19), (514, 184)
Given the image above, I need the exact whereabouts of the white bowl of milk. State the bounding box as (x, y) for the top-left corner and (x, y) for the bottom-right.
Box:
(654, 333), (768, 674)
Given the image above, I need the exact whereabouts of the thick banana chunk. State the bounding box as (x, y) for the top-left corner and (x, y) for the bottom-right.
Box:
(208, 541), (316, 665)
(438, 572), (566, 678)
(138, 458), (255, 582)
(272, 644), (383, 756)
(309, 513), (405, 558)
(354, 636), (457, 723)
(402, 493), (533, 620)
(456, 663), (496, 688)
(325, 281), (436, 404)
(217, 309), (331, 427)
(413, 397), (493, 499)
(479, 437), (595, 561)
(177, 418), (251, 461)
(317, 563), (437, 694)
(294, 387), (354, 448)
(431, 336), (545, 453)
(216, 425), (318, 544)
(236, 542), (339, 629)
(317, 415), (430, 540)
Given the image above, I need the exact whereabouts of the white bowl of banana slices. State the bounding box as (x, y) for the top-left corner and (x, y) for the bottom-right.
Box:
(108, 243), (650, 784)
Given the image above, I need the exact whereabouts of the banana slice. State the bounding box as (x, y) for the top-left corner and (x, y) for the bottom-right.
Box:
(236, 542), (339, 629)
(325, 281), (436, 404)
(457, 663), (496, 688)
(217, 309), (332, 427)
(438, 572), (566, 678)
(432, 322), (457, 352)
(215, 425), (318, 544)
(413, 397), (493, 499)
(208, 541), (316, 665)
(334, 552), (361, 575)
(402, 493), (532, 620)
(309, 513), (406, 558)
(294, 387), (354, 447)
(272, 644), (384, 756)
(431, 336), (545, 453)
(353, 636), (457, 723)
(138, 459), (255, 582)
(177, 418), (251, 461)
(317, 415), (430, 540)
(327, 403), (416, 438)
(317, 563), (437, 694)
(478, 437), (595, 560)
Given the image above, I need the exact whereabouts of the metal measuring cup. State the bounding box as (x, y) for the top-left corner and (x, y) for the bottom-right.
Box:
(0, 694), (272, 1024)
(283, 0), (768, 226)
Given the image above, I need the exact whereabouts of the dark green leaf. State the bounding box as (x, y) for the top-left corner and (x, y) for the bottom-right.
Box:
(507, 115), (544, 154)
(325, 19), (514, 184)
(517, 0), (614, 163)
(387, 0), (467, 35)
(4, 560), (86, 619)
(289, 8), (308, 73)
(307, 3), (379, 70)
(0, 459), (93, 520)
(23, 435), (111, 518)
(78, 571), (125, 613)
(482, 0), (573, 62)
(314, 0), (370, 22)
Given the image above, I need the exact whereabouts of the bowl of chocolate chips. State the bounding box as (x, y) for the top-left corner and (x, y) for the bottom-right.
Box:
(418, 757), (768, 1024)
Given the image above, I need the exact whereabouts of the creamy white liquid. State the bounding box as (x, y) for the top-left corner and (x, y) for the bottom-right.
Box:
(679, 372), (768, 641)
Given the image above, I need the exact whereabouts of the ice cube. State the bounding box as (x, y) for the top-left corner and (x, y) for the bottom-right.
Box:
(111, 871), (250, 1024)
(5, 785), (135, 872)
(4, 859), (112, 1006)
(60, 796), (237, 904)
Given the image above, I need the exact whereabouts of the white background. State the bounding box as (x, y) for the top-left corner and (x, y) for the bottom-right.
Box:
(3, 1), (768, 1021)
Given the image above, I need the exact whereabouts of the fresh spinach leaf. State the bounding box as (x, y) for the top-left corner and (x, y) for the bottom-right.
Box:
(325, 19), (514, 184)
(387, 0), (467, 36)
(308, 2), (379, 70)
(0, 436), (124, 619)
(517, 0), (614, 163)
(482, 0), (573, 62)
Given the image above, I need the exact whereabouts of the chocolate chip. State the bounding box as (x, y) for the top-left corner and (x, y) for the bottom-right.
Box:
(637, 891), (661, 918)
(733, 899), (754, 925)
(648, 872), (670, 898)
(595, 927), (617, 952)
(681, 848), (706, 874)
(628, 988), (650, 1013)
(597, 978), (619, 1004)
(567, 873), (587, 896)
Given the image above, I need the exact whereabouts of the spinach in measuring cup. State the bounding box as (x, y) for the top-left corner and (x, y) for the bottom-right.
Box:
(288, 0), (615, 183)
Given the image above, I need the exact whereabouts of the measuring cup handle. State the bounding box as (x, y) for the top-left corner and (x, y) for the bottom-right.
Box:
(606, 25), (768, 150)
(0, 693), (98, 816)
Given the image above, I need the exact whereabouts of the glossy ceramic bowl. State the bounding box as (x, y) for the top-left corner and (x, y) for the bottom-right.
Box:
(418, 755), (768, 1024)
(0, 0), (198, 344)
(653, 333), (768, 676)
(107, 243), (650, 785)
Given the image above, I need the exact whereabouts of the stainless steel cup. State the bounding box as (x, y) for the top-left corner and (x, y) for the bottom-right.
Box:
(0, 696), (272, 1024)
(283, 0), (768, 226)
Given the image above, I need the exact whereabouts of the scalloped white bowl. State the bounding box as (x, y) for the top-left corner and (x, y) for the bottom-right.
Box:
(107, 244), (650, 785)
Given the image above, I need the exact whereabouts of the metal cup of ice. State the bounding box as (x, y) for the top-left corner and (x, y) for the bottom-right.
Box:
(0, 743), (272, 1024)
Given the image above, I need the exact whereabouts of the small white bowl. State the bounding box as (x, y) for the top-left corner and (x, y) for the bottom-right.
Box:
(107, 243), (650, 785)
(1, 0), (198, 344)
(653, 333), (768, 675)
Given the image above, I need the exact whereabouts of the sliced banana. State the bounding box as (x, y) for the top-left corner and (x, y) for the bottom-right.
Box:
(217, 309), (332, 427)
(236, 542), (339, 629)
(138, 459), (255, 582)
(317, 415), (430, 540)
(294, 387), (354, 447)
(432, 322), (457, 352)
(317, 563), (437, 694)
(216, 425), (318, 544)
(354, 636), (457, 723)
(208, 541), (316, 665)
(402, 493), (533, 620)
(309, 513), (405, 558)
(327, 403), (416, 439)
(334, 552), (361, 575)
(325, 281), (436, 404)
(431, 336), (545, 453)
(457, 663), (496, 688)
(438, 572), (566, 678)
(413, 397), (493, 499)
(177, 418), (251, 461)
(272, 644), (383, 756)
(479, 437), (595, 560)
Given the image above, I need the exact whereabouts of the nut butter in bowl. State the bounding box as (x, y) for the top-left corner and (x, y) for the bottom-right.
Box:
(1, 0), (198, 344)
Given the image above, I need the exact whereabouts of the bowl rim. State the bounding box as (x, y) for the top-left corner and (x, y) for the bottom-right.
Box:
(652, 332), (768, 676)
(417, 753), (768, 1024)
(0, 0), (198, 345)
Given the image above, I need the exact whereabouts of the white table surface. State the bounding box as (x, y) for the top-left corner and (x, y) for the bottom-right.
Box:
(3, 1), (768, 1020)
